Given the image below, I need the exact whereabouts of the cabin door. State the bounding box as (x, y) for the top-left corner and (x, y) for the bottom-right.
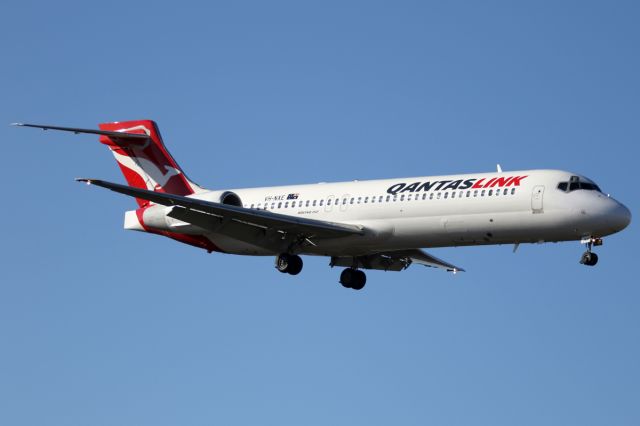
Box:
(531, 185), (545, 213)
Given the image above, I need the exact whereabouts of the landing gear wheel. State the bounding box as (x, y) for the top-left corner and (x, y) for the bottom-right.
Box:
(340, 268), (354, 288)
(287, 255), (303, 275)
(580, 251), (599, 266)
(276, 254), (291, 273)
(275, 254), (303, 275)
(351, 270), (367, 290)
(339, 268), (366, 290)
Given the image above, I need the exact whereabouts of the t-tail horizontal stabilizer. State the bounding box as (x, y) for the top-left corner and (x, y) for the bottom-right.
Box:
(11, 123), (150, 144)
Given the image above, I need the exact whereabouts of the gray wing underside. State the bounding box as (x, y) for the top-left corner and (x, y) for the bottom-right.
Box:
(331, 249), (465, 272)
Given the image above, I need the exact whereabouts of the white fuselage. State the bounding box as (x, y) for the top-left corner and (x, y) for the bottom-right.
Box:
(137, 169), (631, 257)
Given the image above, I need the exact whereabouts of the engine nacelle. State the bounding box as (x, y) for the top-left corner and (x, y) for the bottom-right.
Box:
(219, 191), (243, 207)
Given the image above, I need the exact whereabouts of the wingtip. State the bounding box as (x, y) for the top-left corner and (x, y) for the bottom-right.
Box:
(10, 122), (24, 126)
(75, 178), (93, 185)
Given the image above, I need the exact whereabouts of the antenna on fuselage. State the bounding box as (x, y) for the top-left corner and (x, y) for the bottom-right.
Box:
(496, 164), (503, 173)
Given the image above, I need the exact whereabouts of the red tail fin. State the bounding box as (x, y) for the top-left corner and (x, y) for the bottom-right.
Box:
(99, 120), (201, 207)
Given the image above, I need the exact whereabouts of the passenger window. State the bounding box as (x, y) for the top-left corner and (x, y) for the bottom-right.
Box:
(488, 189), (493, 196)
(503, 189), (508, 195)
(430, 193), (434, 200)
(473, 190), (478, 197)
(350, 198), (354, 204)
(511, 188), (516, 195)
(379, 196), (383, 202)
(386, 195), (391, 202)
(312, 200), (317, 206)
(407, 194), (412, 201)
(400, 195), (405, 201)
(364, 197), (369, 203)
(481, 190), (485, 197)
(319, 200), (324, 206)
(437, 193), (441, 199)
(277, 202), (282, 208)
(343, 198), (347, 205)
(422, 193), (427, 200)
(444, 192), (448, 199)
(466, 191), (470, 197)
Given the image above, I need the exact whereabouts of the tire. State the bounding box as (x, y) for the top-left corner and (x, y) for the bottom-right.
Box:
(351, 270), (367, 290)
(287, 255), (303, 275)
(588, 252), (599, 266)
(340, 269), (354, 288)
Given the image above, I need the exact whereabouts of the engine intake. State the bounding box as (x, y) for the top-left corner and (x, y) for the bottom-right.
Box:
(220, 191), (242, 207)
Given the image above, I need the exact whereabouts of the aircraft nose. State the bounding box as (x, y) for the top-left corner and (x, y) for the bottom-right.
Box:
(610, 201), (631, 231)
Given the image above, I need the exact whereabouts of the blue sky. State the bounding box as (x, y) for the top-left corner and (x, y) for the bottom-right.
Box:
(1, 1), (638, 425)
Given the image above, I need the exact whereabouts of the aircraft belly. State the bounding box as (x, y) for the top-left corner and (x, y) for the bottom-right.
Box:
(379, 210), (585, 248)
(204, 209), (588, 256)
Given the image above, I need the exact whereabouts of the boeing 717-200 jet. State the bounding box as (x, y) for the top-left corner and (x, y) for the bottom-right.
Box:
(14, 120), (631, 290)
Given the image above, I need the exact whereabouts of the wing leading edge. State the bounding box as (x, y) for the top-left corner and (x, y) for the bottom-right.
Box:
(77, 178), (365, 239)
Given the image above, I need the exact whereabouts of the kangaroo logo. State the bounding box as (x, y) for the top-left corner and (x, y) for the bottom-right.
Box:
(111, 149), (182, 191)
(107, 124), (184, 191)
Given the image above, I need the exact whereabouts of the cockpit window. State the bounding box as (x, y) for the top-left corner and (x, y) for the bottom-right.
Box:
(557, 176), (601, 193)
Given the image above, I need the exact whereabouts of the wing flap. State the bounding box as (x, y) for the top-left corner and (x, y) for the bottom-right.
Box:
(394, 249), (465, 272)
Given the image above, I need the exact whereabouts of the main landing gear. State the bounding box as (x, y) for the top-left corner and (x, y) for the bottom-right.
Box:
(339, 268), (367, 291)
(275, 254), (303, 275)
(580, 237), (602, 266)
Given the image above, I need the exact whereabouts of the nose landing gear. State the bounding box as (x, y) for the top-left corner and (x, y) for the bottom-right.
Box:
(580, 237), (602, 266)
(580, 251), (598, 266)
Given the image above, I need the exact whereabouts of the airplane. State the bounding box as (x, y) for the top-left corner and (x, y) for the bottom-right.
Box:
(14, 120), (631, 290)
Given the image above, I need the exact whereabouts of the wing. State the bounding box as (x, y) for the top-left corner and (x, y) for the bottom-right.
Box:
(331, 248), (464, 273)
(78, 178), (364, 243)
